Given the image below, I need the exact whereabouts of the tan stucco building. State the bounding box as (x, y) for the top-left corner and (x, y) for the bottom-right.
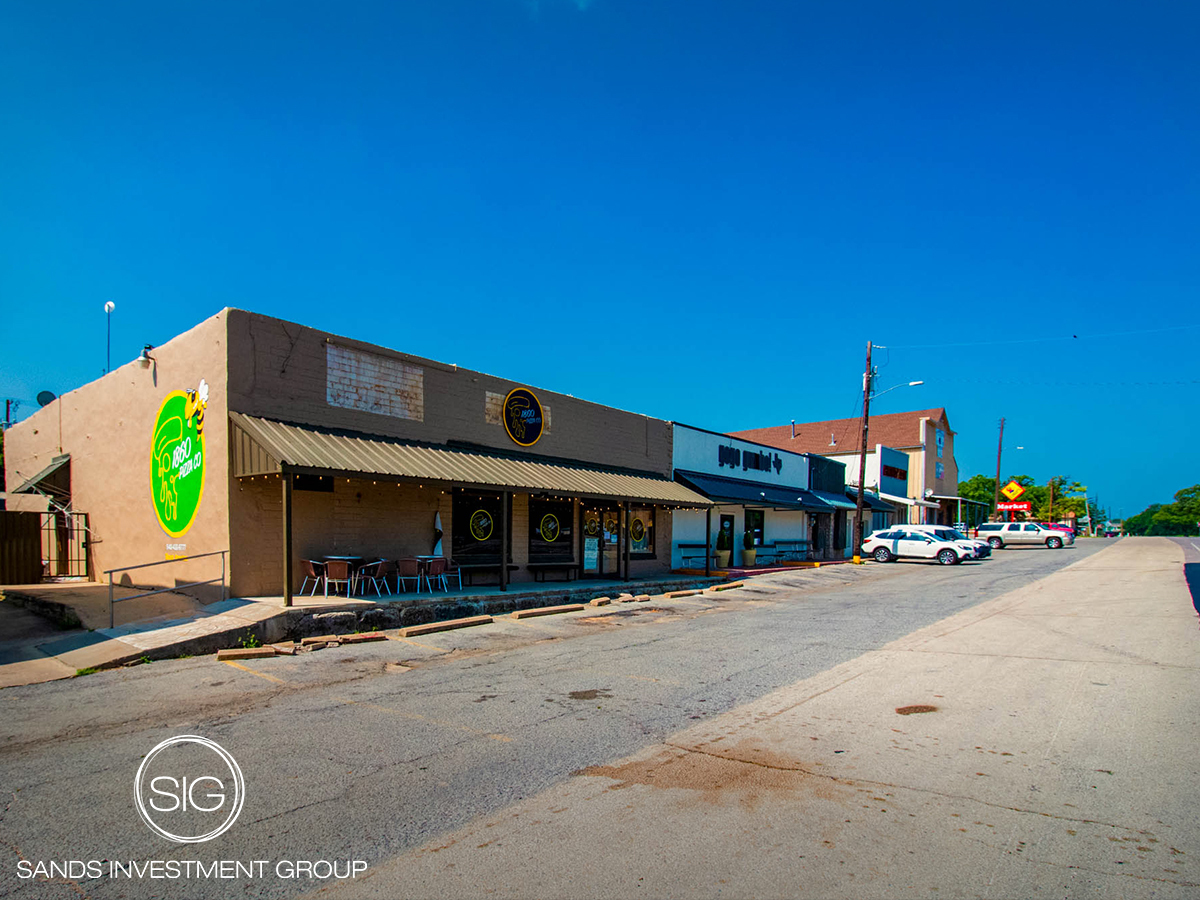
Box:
(4, 309), (708, 599)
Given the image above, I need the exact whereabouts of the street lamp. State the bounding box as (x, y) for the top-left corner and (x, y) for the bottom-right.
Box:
(851, 340), (923, 563)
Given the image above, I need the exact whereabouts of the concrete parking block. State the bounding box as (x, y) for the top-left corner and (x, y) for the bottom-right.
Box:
(589, 597), (612, 607)
(632, 594), (651, 602)
(664, 589), (702, 599)
(216, 647), (276, 660)
(511, 605), (586, 620)
(706, 581), (745, 592)
(301, 634), (340, 645)
(398, 615), (493, 637)
(340, 632), (387, 644)
(272, 642), (297, 655)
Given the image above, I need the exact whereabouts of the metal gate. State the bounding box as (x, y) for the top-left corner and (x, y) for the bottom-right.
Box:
(0, 511), (43, 584)
(41, 511), (90, 579)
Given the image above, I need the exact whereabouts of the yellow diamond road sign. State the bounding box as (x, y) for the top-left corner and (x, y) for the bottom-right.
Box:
(1001, 480), (1026, 501)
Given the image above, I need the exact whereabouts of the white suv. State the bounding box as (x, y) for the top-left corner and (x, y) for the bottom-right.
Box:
(976, 522), (1074, 550)
(905, 525), (991, 559)
(862, 528), (975, 566)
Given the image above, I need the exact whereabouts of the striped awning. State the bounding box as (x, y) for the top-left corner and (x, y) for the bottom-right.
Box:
(229, 412), (710, 507)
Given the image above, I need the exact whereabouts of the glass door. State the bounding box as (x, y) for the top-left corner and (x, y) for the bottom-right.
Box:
(582, 509), (602, 576)
(602, 510), (620, 576)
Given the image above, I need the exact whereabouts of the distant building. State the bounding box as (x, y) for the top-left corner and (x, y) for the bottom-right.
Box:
(731, 408), (983, 527)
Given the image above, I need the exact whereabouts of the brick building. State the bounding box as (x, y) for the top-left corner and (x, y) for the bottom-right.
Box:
(4, 309), (708, 599)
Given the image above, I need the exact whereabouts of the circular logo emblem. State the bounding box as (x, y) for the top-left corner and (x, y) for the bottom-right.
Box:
(630, 517), (645, 543)
(469, 509), (494, 541)
(150, 384), (208, 538)
(502, 388), (544, 447)
(584, 515), (600, 536)
(134, 735), (245, 844)
(539, 514), (560, 542)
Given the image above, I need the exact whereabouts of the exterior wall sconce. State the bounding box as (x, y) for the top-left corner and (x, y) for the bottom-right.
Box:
(138, 344), (156, 368)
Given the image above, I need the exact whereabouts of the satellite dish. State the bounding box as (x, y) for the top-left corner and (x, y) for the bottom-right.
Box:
(37, 391), (57, 407)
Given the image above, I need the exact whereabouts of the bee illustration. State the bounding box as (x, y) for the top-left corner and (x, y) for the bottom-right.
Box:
(185, 379), (209, 436)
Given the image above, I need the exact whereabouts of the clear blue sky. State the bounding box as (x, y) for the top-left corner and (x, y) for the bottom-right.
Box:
(2, 1), (1197, 520)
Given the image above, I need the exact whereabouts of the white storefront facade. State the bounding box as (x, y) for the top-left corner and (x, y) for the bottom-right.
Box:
(671, 425), (828, 569)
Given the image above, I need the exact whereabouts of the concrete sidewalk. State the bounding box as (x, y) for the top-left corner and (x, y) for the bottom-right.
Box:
(331, 536), (1200, 899)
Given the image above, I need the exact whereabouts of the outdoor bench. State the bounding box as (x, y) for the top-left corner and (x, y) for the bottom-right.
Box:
(525, 562), (582, 582)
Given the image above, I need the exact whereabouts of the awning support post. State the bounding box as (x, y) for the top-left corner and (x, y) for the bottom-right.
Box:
(500, 491), (509, 592)
(704, 506), (712, 578)
(623, 501), (631, 582)
(282, 468), (294, 607)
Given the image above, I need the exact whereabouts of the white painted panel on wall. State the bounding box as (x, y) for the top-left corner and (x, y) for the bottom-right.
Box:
(326, 344), (424, 421)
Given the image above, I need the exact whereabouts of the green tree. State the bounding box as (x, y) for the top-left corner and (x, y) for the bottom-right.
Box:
(958, 474), (996, 512)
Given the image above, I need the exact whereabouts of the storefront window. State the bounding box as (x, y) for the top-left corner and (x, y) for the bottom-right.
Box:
(529, 499), (574, 561)
(745, 510), (764, 546)
(452, 490), (506, 561)
(628, 507), (655, 557)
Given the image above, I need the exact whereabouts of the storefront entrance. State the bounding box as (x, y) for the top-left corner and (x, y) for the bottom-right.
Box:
(581, 506), (621, 577)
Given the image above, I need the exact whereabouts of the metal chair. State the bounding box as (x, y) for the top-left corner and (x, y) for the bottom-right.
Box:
(442, 558), (462, 591)
(300, 560), (325, 595)
(357, 559), (391, 596)
(426, 557), (448, 592)
(323, 559), (351, 597)
(396, 557), (422, 593)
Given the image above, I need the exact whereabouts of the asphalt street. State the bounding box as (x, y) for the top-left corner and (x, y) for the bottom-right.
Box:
(0, 541), (1117, 899)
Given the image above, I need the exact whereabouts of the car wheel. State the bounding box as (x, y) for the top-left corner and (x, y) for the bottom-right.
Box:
(937, 548), (958, 565)
(873, 547), (892, 563)
(987, 537), (1003, 549)
(1047, 536), (1063, 549)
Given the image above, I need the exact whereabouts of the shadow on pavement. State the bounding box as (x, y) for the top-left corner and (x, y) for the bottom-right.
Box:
(1186, 563), (1200, 616)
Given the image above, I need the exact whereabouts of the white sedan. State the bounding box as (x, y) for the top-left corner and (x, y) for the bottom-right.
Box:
(862, 528), (975, 566)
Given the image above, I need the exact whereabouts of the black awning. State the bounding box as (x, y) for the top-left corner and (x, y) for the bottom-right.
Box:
(674, 470), (833, 511)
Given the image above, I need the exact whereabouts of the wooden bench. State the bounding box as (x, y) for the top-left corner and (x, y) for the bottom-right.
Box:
(676, 543), (712, 567)
(526, 562), (582, 582)
(453, 562), (520, 586)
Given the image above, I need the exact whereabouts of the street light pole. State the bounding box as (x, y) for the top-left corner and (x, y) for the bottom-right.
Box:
(992, 417), (1005, 521)
(852, 341), (873, 564)
(104, 301), (115, 374)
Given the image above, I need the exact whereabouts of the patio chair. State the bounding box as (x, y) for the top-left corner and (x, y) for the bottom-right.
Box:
(323, 559), (351, 597)
(396, 557), (422, 593)
(357, 559), (391, 597)
(426, 557), (448, 592)
(300, 560), (325, 595)
(442, 558), (462, 591)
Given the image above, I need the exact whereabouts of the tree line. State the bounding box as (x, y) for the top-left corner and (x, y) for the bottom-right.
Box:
(1121, 486), (1200, 536)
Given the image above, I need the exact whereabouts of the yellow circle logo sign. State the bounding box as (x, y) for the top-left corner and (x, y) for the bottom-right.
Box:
(150, 382), (208, 538)
(469, 510), (494, 541)
(539, 514), (560, 542)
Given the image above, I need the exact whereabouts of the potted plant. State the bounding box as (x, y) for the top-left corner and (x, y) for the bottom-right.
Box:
(714, 527), (732, 568)
(742, 530), (757, 567)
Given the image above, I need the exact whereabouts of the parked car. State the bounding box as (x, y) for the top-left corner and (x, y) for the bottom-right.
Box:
(975, 522), (1074, 549)
(1040, 522), (1077, 537)
(862, 528), (975, 565)
(906, 524), (991, 558)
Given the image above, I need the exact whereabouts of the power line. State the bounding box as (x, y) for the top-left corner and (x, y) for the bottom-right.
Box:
(887, 322), (1200, 351)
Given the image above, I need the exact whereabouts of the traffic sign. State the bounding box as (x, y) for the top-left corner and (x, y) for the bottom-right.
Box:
(997, 501), (1032, 511)
(1000, 480), (1026, 501)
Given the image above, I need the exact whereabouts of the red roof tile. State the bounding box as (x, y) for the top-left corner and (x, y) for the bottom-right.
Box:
(731, 408), (951, 456)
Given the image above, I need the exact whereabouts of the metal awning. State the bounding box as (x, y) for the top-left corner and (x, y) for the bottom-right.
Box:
(810, 490), (857, 511)
(930, 494), (989, 505)
(879, 491), (939, 509)
(12, 454), (70, 498)
(230, 413), (711, 507)
(846, 489), (893, 512)
(674, 470), (832, 511)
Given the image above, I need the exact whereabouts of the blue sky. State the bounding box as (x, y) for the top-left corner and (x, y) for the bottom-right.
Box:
(2, 1), (1197, 520)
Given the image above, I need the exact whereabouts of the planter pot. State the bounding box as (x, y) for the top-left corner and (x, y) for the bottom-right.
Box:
(714, 550), (731, 568)
(743, 549), (757, 567)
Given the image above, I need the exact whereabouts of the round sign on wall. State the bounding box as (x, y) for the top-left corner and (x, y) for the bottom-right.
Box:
(503, 388), (544, 447)
(539, 514), (560, 542)
(469, 510), (494, 541)
(150, 383), (208, 538)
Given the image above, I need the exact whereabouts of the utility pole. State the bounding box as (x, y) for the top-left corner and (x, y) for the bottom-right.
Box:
(852, 340), (873, 564)
(992, 417), (1005, 521)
